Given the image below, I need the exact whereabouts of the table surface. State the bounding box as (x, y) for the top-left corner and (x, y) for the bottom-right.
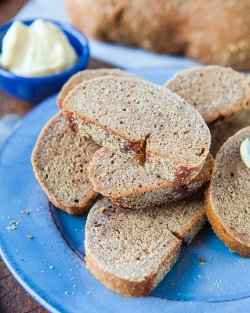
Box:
(0, 1), (113, 312)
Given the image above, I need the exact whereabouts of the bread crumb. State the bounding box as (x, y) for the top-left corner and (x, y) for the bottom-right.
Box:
(26, 234), (33, 239)
(6, 222), (18, 230)
(198, 257), (206, 263)
(99, 207), (106, 213)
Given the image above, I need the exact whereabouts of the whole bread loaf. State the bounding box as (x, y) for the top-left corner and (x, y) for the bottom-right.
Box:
(57, 68), (138, 108)
(63, 76), (211, 185)
(205, 127), (250, 257)
(85, 195), (206, 296)
(89, 147), (214, 209)
(31, 111), (100, 215)
(67, 0), (250, 70)
(165, 66), (250, 124)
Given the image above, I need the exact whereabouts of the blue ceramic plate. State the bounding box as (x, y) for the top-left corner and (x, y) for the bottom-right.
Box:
(0, 71), (250, 313)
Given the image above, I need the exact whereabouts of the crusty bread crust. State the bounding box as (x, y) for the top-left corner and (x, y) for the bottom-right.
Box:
(205, 190), (250, 258)
(85, 242), (180, 297)
(32, 112), (99, 215)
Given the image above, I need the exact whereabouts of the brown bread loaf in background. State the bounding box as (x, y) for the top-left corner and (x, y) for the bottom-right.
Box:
(66, 0), (250, 70)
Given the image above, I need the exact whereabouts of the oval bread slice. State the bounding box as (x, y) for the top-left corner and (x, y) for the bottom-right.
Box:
(85, 195), (206, 296)
(89, 147), (214, 209)
(205, 127), (250, 257)
(57, 68), (138, 108)
(209, 107), (250, 157)
(31, 111), (100, 215)
(63, 76), (211, 183)
(165, 66), (250, 124)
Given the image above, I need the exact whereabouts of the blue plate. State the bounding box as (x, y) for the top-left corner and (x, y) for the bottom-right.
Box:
(0, 71), (250, 313)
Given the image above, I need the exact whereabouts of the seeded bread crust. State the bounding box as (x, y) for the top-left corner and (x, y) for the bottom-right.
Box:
(57, 68), (138, 108)
(89, 147), (214, 209)
(205, 127), (250, 257)
(63, 76), (211, 184)
(31, 111), (100, 215)
(165, 66), (250, 124)
(85, 195), (206, 296)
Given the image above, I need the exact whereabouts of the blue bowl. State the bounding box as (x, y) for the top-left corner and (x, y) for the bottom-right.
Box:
(0, 19), (90, 102)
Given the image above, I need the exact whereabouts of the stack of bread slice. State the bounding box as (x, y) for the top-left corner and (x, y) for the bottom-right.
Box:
(32, 66), (250, 297)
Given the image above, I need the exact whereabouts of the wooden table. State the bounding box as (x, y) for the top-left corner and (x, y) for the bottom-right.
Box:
(0, 1), (112, 312)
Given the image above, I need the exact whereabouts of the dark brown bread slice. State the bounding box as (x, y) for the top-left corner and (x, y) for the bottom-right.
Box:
(89, 147), (214, 209)
(63, 76), (211, 184)
(57, 68), (138, 108)
(209, 107), (250, 157)
(165, 66), (250, 124)
(32, 111), (100, 215)
(205, 127), (250, 257)
(85, 195), (206, 296)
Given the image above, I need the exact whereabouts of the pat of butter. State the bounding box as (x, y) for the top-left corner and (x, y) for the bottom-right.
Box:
(240, 138), (250, 168)
(0, 19), (78, 76)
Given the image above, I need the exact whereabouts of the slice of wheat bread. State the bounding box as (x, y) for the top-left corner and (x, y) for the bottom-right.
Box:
(209, 107), (250, 157)
(165, 66), (250, 124)
(85, 195), (206, 296)
(205, 127), (250, 257)
(89, 147), (214, 209)
(246, 75), (250, 87)
(63, 76), (211, 183)
(31, 111), (100, 215)
(57, 68), (138, 108)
